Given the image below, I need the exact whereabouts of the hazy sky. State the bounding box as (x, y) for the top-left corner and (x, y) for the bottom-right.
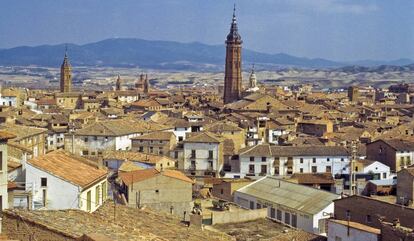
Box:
(1, 0), (414, 61)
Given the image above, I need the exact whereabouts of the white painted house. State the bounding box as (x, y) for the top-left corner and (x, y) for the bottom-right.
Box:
(25, 150), (108, 212)
(183, 132), (223, 177)
(234, 176), (339, 235)
(356, 159), (391, 180)
(0, 131), (15, 211)
(327, 219), (380, 241)
(65, 119), (163, 156)
(239, 144), (350, 177)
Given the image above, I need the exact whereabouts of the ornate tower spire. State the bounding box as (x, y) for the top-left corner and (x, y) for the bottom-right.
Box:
(60, 46), (72, 93)
(223, 4), (243, 104)
(116, 74), (122, 91)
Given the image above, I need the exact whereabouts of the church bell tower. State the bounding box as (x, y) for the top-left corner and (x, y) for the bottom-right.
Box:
(60, 47), (72, 93)
(223, 5), (243, 104)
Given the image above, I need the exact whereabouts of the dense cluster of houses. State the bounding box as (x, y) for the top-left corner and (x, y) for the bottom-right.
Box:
(0, 79), (414, 241)
(0, 45), (414, 240)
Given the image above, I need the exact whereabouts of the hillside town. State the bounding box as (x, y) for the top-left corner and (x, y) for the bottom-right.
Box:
(1, 5), (414, 241)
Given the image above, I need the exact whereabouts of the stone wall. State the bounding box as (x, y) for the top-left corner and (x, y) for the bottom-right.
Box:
(334, 196), (414, 229)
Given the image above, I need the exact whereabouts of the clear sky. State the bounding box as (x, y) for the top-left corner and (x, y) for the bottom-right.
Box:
(1, 0), (414, 61)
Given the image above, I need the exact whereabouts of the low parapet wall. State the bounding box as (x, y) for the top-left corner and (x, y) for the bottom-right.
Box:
(212, 207), (267, 225)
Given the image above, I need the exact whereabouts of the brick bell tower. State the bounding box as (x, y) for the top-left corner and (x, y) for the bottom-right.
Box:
(60, 46), (72, 93)
(223, 4), (243, 104)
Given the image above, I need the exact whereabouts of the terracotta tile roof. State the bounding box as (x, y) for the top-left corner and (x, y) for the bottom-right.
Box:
(131, 131), (175, 141)
(103, 150), (175, 164)
(3, 202), (232, 241)
(118, 161), (144, 172)
(205, 121), (243, 133)
(7, 160), (22, 172)
(239, 144), (273, 156)
(0, 130), (16, 141)
(119, 168), (194, 185)
(74, 119), (167, 136)
(290, 173), (335, 185)
(130, 99), (162, 108)
(240, 144), (349, 157)
(382, 139), (414, 151)
(329, 219), (380, 235)
(27, 150), (107, 189)
(0, 124), (47, 141)
(184, 132), (223, 143)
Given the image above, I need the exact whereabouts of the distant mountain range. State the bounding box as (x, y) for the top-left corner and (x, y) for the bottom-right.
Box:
(0, 38), (412, 70)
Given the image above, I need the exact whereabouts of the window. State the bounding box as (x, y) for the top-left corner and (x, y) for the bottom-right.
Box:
(191, 150), (196, 158)
(300, 168), (303, 173)
(326, 166), (332, 173)
(292, 214), (297, 227)
(262, 157), (266, 162)
(285, 212), (291, 225)
(159, 140), (163, 144)
(82, 150), (89, 156)
(250, 156), (255, 162)
(84, 137), (88, 142)
(366, 215), (372, 223)
(0, 151), (3, 171)
(174, 151), (178, 159)
(95, 185), (100, 207)
(209, 150), (214, 159)
(312, 158), (316, 163)
(249, 201), (254, 209)
(270, 208), (275, 218)
(220, 189), (224, 195)
(155, 190), (159, 193)
(407, 156), (411, 165)
(102, 181), (107, 202)
(300, 158), (303, 164)
(341, 158), (344, 162)
(261, 165), (267, 174)
(257, 203), (261, 209)
(277, 210), (282, 221)
(327, 158), (330, 162)
(87, 191), (91, 212)
(383, 173), (387, 179)
(41, 177), (47, 187)
(208, 161), (213, 169)
(139, 146), (143, 152)
(312, 166), (317, 173)
(249, 164), (255, 174)
(346, 210), (351, 218)
(150, 147), (153, 153)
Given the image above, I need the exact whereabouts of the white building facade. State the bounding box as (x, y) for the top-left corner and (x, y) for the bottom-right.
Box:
(234, 177), (339, 235)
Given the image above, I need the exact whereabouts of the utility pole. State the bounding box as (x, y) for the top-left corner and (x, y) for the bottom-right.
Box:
(349, 140), (358, 195)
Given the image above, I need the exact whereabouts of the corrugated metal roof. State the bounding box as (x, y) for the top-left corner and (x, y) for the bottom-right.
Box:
(236, 176), (339, 215)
